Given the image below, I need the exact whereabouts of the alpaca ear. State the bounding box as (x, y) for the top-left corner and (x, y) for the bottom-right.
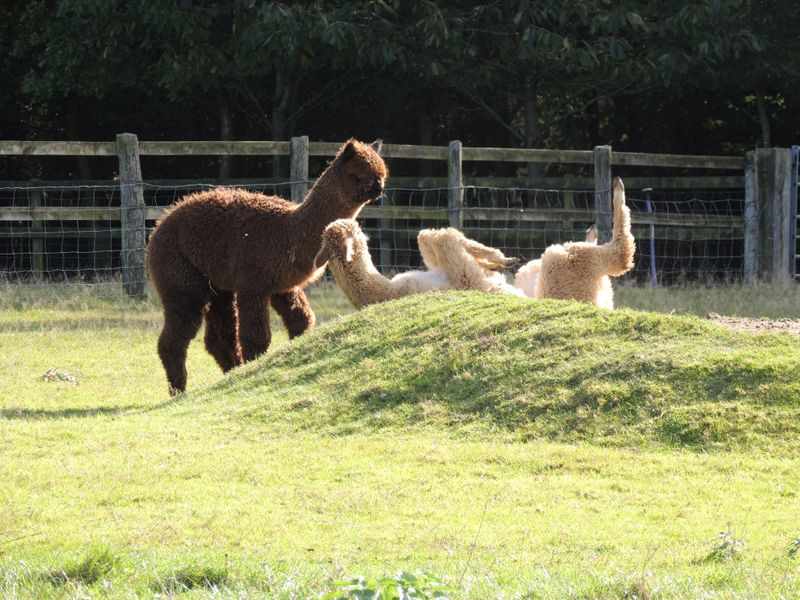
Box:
(339, 140), (357, 163)
(314, 244), (332, 270)
(371, 139), (383, 154)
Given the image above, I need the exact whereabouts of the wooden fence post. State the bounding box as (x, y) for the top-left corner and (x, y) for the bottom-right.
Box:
(792, 145), (799, 280)
(379, 192), (393, 275)
(593, 145), (612, 244)
(290, 135), (309, 202)
(448, 140), (463, 229)
(30, 180), (44, 280)
(753, 148), (794, 281)
(115, 133), (147, 298)
(743, 151), (759, 283)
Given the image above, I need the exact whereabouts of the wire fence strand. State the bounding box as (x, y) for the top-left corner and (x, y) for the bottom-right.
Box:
(0, 182), (749, 297)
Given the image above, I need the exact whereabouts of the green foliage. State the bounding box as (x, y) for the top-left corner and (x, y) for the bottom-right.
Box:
(704, 530), (747, 563)
(4, 0), (799, 159)
(155, 562), (229, 593)
(325, 570), (450, 600)
(46, 546), (119, 585)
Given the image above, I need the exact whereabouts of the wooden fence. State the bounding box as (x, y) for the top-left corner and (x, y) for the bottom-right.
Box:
(0, 134), (796, 296)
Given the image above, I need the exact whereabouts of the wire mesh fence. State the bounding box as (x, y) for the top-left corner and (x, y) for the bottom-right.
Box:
(362, 185), (746, 286)
(0, 184), (122, 285)
(0, 182), (750, 299)
(0, 182), (290, 291)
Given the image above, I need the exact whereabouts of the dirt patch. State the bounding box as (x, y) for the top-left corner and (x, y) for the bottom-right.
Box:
(708, 312), (800, 339)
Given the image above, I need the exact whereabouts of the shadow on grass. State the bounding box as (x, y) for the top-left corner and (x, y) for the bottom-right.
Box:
(0, 316), (159, 333)
(0, 405), (140, 420)
(45, 546), (119, 587)
(230, 341), (795, 449)
(0, 392), (188, 420)
(153, 563), (229, 594)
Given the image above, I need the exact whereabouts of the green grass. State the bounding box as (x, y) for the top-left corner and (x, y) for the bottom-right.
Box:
(1, 282), (799, 598)
(206, 292), (799, 451)
(616, 279), (800, 319)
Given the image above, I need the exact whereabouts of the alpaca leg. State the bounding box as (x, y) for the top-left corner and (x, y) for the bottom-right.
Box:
(462, 237), (519, 269)
(433, 234), (494, 290)
(601, 177), (635, 276)
(236, 292), (271, 363)
(157, 295), (206, 395)
(417, 229), (441, 270)
(203, 290), (242, 372)
(271, 287), (316, 339)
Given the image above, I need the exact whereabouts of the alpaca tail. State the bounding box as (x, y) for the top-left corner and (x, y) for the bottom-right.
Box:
(602, 177), (635, 277)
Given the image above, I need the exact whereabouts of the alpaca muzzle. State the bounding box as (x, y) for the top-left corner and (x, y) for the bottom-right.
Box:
(369, 180), (384, 198)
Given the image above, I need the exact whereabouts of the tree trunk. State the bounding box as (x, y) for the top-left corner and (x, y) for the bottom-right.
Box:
(756, 94), (771, 147)
(418, 105), (435, 178)
(523, 78), (543, 179)
(67, 99), (92, 179)
(217, 89), (233, 180)
(271, 69), (293, 180)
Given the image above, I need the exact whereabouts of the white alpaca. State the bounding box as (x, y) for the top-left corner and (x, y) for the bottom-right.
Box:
(314, 220), (523, 309)
(513, 177), (635, 309)
(514, 226), (600, 299)
(316, 177), (634, 310)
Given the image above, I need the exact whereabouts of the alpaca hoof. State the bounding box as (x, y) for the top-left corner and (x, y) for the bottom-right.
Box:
(481, 256), (519, 271)
(501, 256), (520, 268)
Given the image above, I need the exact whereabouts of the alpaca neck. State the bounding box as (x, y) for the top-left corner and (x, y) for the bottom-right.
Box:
(293, 168), (362, 235)
(331, 252), (399, 308)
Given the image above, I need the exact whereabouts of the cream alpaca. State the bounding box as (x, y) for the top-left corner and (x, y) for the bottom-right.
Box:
(514, 176), (635, 309)
(314, 220), (522, 309)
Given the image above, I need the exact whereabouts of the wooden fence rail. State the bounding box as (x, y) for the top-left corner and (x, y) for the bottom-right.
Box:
(0, 135), (795, 295)
(0, 205), (746, 230)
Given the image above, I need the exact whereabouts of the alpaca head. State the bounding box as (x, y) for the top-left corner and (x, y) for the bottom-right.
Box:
(334, 139), (389, 205)
(314, 219), (369, 270)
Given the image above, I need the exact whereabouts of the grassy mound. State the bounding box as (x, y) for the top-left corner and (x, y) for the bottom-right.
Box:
(193, 291), (800, 451)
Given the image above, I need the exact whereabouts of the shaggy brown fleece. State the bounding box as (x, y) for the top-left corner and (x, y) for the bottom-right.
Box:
(147, 139), (388, 394)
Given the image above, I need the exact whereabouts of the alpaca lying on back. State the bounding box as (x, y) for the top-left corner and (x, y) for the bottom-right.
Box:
(513, 225), (600, 300)
(514, 176), (635, 309)
(314, 220), (521, 309)
(316, 176), (633, 312)
(147, 139), (388, 394)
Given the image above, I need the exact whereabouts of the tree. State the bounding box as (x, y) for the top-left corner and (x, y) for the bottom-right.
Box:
(4, 0), (799, 177)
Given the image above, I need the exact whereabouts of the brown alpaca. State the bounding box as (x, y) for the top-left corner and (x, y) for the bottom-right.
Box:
(147, 139), (388, 394)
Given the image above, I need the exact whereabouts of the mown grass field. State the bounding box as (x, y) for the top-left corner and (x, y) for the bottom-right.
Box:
(1, 281), (799, 598)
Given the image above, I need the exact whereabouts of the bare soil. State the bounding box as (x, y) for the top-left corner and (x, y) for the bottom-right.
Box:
(708, 313), (800, 339)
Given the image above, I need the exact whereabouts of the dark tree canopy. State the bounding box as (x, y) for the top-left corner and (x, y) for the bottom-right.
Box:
(3, 0), (799, 179)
